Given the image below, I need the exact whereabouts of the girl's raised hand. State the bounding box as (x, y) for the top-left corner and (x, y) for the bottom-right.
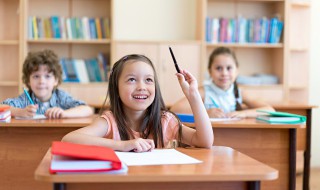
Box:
(120, 138), (155, 153)
(176, 69), (198, 99)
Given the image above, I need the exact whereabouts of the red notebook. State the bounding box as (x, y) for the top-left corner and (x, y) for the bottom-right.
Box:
(50, 141), (122, 173)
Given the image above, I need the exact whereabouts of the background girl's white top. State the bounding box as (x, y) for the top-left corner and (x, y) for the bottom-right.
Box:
(203, 80), (242, 113)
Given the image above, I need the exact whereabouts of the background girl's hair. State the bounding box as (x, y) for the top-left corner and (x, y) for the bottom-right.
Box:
(99, 54), (182, 148)
(208, 47), (242, 111)
(208, 46), (239, 70)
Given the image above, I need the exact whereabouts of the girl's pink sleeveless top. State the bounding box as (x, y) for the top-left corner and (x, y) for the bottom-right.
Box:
(100, 111), (179, 148)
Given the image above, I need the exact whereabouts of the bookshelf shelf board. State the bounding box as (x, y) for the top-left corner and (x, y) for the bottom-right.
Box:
(290, 47), (308, 52)
(115, 39), (202, 45)
(0, 81), (19, 86)
(27, 39), (111, 44)
(0, 40), (19, 45)
(289, 86), (307, 90)
(239, 84), (283, 89)
(206, 43), (283, 48)
(292, 2), (310, 8)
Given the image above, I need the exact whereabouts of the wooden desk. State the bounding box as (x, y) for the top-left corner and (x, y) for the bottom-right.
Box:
(272, 103), (315, 190)
(35, 146), (278, 190)
(0, 116), (97, 190)
(0, 116), (303, 190)
(185, 119), (304, 190)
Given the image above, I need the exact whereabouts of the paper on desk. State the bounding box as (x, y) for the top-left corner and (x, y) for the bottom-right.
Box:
(15, 114), (47, 120)
(115, 149), (202, 166)
(209, 117), (241, 122)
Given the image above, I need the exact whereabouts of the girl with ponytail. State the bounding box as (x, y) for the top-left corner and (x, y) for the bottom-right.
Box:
(171, 47), (274, 118)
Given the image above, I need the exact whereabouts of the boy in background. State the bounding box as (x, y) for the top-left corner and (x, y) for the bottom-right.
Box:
(2, 49), (93, 119)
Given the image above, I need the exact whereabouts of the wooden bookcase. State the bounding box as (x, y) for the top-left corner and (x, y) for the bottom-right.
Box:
(21, 0), (112, 105)
(201, 0), (310, 103)
(0, 0), (311, 106)
(0, 0), (21, 102)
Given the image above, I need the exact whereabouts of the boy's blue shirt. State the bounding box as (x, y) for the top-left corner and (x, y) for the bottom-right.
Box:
(1, 88), (86, 114)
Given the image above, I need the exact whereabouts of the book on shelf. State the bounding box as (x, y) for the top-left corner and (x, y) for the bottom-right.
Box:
(73, 59), (90, 83)
(63, 59), (80, 82)
(256, 110), (306, 124)
(50, 141), (125, 174)
(85, 58), (103, 82)
(60, 54), (109, 83)
(205, 16), (283, 44)
(28, 16), (111, 40)
(97, 52), (110, 81)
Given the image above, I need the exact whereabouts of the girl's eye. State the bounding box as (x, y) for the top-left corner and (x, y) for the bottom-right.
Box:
(128, 78), (136, 82)
(227, 66), (233, 71)
(216, 66), (222, 71)
(146, 78), (154, 83)
(32, 75), (40, 79)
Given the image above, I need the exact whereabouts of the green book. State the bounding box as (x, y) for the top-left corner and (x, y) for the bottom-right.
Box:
(256, 110), (306, 124)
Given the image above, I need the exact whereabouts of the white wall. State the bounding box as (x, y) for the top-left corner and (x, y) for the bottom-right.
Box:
(113, 0), (196, 41)
(310, 0), (320, 167)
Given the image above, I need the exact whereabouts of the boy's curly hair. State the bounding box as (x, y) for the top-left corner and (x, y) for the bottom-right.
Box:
(22, 49), (62, 90)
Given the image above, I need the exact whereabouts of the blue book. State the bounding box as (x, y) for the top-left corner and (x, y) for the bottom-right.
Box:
(59, 58), (68, 82)
(88, 58), (102, 82)
(89, 18), (97, 39)
(64, 59), (79, 82)
(176, 114), (195, 123)
(51, 16), (61, 38)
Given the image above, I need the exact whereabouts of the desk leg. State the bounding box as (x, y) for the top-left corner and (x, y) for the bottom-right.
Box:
(303, 110), (312, 190)
(289, 128), (297, 190)
(248, 181), (260, 190)
(54, 183), (66, 190)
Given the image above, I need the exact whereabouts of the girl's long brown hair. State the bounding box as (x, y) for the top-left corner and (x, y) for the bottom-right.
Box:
(100, 54), (182, 148)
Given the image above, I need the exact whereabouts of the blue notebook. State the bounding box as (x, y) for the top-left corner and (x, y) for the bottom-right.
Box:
(176, 114), (194, 123)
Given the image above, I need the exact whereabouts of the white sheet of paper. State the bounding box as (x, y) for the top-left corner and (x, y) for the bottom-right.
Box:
(15, 114), (47, 120)
(115, 149), (202, 166)
(210, 117), (241, 122)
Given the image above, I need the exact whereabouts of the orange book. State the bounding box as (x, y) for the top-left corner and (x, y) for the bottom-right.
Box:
(95, 17), (102, 39)
(50, 141), (123, 173)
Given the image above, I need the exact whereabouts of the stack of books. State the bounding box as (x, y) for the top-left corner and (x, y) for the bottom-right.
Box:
(0, 105), (11, 122)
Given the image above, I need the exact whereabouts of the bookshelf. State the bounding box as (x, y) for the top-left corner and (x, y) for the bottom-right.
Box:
(0, 0), (311, 106)
(0, 0), (21, 102)
(202, 0), (310, 103)
(22, 0), (112, 105)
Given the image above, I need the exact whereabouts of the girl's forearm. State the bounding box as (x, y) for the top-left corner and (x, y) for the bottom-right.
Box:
(187, 91), (214, 148)
(62, 132), (123, 151)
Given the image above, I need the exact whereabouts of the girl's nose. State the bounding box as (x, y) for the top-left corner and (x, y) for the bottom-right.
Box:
(221, 68), (228, 75)
(137, 82), (146, 90)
